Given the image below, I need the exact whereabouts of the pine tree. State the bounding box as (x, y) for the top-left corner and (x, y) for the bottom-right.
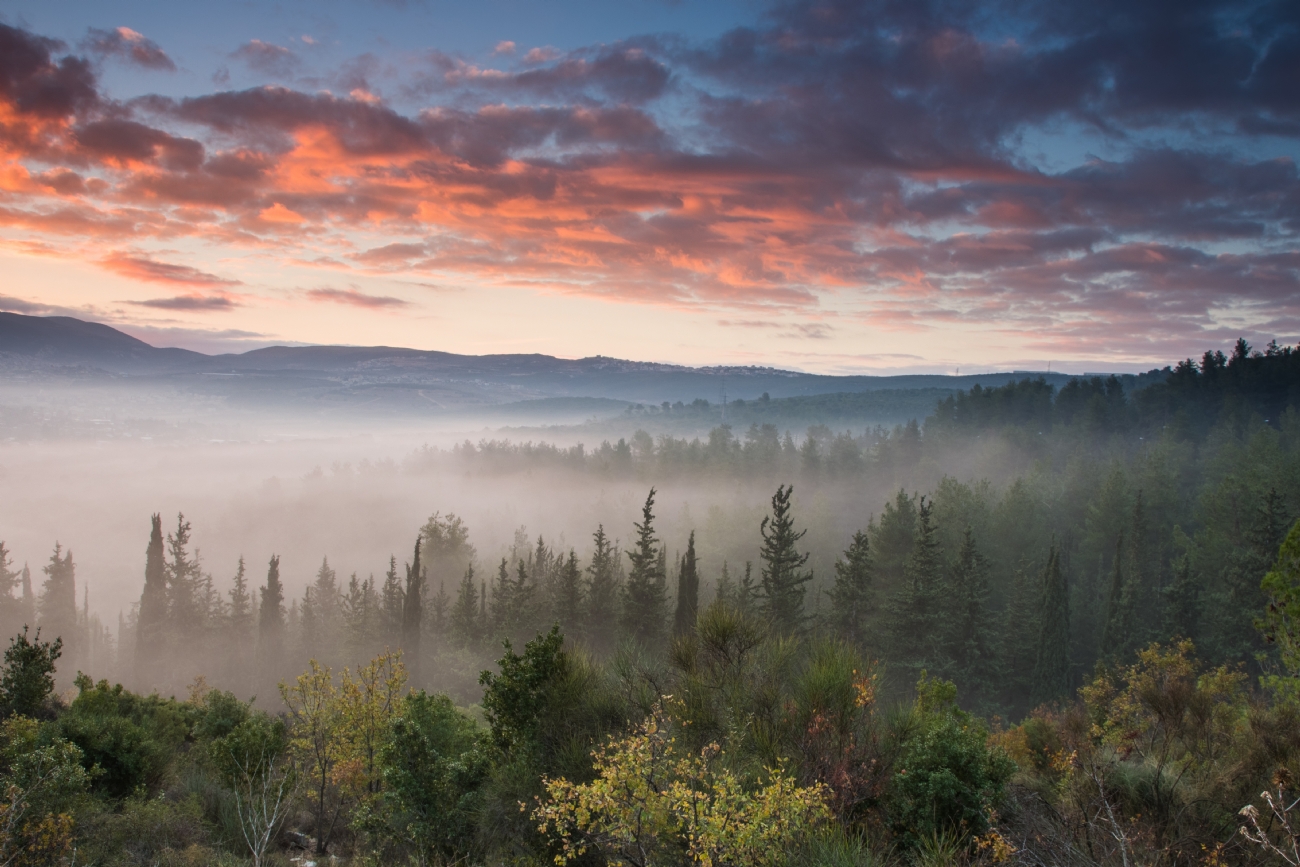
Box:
(401, 539), (423, 673)
(228, 556), (252, 637)
(489, 558), (513, 637)
(870, 489), (917, 594)
(673, 532), (700, 637)
(586, 525), (620, 653)
(450, 565), (480, 649)
(736, 562), (759, 618)
(758, 484), (812, 634)
(1000, 565), (1038, 708)
(0, 542), (20, 636)
(381, 556), (403, 643)
(622, 488), (668, 648)
(1032, 544), (1070, 704)
(552, 550), (583, 640)
(942, 527), (994, 696)
(39, 544), (77, 667)
(1100, 533), (1134, 660)
(136, 514), (167, 683)
(1162, 556), (1199, 643)
(165, 514), (203, 639)
(714, 561), (734, 606)
(887, 497), (943, 670)
(828, 531), (873, 647)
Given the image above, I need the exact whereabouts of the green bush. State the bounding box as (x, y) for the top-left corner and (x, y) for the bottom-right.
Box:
(884, 673), (1014, 847)
(57, 676), (189, 799)
(375, 690), (488, 862)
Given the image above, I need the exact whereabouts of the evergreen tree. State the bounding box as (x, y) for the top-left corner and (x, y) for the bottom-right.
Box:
(165, 514), (202, 634)
(449, 565), (480, 649)
(999, 565), (1038, 709)
(0, 542), (20, 636)
(342, 572), (378, 658)
(430, 580), (449, 643)
(828, 531), (873, 647)
(942, 527), (994, 696)
(552, 550), (583, 640)
(401, 539), (423, 672)
(586, 525), (620, 653)
(758, 484), (812, 634)
(736, 562), (759, 619)
(19, 565), (34, 632)
(673, 532), (699, 637)
(39, 544), (77, 668)
(622, 488), (667, 648)
(887, 497), (943, 670)
(1100, 533), (1129, 660)
(870, 489), (917, 594)
(489, 558), (513, 637)
(228, 556), (252, 637)
(258, 555), (285, 661)
(714, 561), (734, 606)
(1162, 556), (1199, 643)
(381, 555), (403, 642)
(136, 514), (167, 683)
(1032, 544), (1070, 703)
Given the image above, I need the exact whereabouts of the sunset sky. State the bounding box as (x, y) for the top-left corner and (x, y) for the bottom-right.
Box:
(1, 0), (1296, 372)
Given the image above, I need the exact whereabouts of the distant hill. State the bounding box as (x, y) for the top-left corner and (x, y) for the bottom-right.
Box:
(0, 312), (1116, 417)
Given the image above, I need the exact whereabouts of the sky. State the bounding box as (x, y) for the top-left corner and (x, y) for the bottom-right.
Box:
(0, 0), (1297, 373)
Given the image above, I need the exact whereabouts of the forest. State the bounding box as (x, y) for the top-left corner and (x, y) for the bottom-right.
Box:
(1, 338), (1299, 865)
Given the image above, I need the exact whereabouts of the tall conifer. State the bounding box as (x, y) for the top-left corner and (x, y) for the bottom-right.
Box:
(1032, 544), (1070, 703)
(829, 531), (873, 647)
(450, 565), (480, 649)
(258, 555), (285, 660)
(622, 488), (667, 647)
(552, 550), (583, 640)
(943, 527), (994, 695)
(401, 539), (423, 673)
(673, 532), (699, 636)
(586, 525), (619, 653)
(886, 497), (943, 670)
(759, 484), (812, 633)
(136, 514), (167, 682)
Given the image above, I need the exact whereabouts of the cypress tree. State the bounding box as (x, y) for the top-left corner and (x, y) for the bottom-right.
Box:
(165, 514), (201, 637)
(829, 531), (874, 647)
(1032, 544), (1071, 703)
(258, 555), (285, 659)
(401, 538), (423, 672)
(673, 531), (699, 637)
(714, 561), (734, 606)
(450, 564), (480, 649)
(622, 488), (668, 648)
(19, 566), (33, 633)
(1000, 564), (1038, 706)
(136, 514), (167, 683)
(736, 562), (759, 618)
(586, 525), (619, 653)
(758, 484), (812, 634)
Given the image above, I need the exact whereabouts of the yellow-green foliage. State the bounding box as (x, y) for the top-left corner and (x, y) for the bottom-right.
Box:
(534, 701), (830, 867)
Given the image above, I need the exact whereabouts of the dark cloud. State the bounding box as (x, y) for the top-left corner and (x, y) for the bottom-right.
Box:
(75, 119), (204, 169)
(0, 24), (98, 118)
(305, 287), (410, 308)
(82, 27), (175, 71)
(129, 295), (239, 310)
(102, 254), (241, 286)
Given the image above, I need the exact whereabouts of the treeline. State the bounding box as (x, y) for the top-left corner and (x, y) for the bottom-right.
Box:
(3, 541), (1300, 865)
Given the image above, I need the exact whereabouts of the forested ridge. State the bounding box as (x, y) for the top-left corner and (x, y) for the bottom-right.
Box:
(1, 339), (1300, 865)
